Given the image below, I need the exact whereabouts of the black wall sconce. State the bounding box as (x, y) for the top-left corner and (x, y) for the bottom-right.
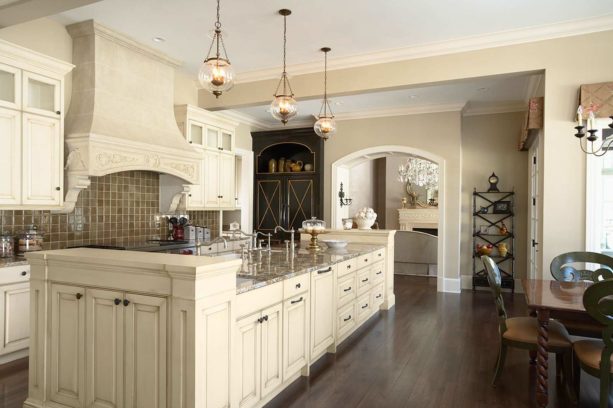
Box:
(338, 182), (352, 207)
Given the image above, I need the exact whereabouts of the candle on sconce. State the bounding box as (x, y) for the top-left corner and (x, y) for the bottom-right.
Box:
(588, 110), (596, 130)
(576, 105), (583, 127)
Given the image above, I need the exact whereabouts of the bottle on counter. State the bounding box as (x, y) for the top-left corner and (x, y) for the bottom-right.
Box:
(0, 233), (14, 258)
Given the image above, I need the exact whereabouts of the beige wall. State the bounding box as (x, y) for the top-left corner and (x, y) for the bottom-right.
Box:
(174, 71), (199, 106)
(461, 112), (527, 280)
(326, 112), (462, 283)
(347, 160), (377, 215)
(203, 29), (613, 276)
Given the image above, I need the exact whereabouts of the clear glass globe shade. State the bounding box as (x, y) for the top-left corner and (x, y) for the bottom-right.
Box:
(198, 58), (235, 97)
(314, 116), (337, 139)
(270, 95), (298, 124)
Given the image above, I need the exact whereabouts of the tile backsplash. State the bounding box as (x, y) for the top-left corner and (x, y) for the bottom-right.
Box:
(0, 171), (219, 250)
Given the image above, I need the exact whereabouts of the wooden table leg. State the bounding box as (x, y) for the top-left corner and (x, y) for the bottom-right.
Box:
(536, 308), (550, 408)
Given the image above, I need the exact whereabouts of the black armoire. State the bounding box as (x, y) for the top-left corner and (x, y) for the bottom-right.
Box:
(252, 128), (324, 236)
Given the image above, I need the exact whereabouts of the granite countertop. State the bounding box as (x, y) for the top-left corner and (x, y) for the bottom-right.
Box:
(0, 256), (29, 268)
(236, 243), (384, 294)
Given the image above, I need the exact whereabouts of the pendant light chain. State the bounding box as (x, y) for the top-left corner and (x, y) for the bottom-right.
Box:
(215, 0), (221, 59)
(323, 50), (328, 116)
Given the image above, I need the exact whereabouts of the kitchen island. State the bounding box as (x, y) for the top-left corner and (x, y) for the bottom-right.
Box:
(23, 230), (395, 408)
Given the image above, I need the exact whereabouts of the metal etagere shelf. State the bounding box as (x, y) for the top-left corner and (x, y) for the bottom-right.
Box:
(472, 189), (515, 292)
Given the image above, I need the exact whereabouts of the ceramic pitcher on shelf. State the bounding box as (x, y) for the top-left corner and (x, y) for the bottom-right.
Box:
(290, 161), (303, 172)
(285, 160), (293, 172)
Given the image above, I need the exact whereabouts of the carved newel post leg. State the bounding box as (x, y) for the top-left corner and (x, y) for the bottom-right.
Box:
(536, 308), (550, 408)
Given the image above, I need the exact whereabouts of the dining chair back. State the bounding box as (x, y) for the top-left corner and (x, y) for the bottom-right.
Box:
(482, 255), (508, 332)
(583, 280), (613, 407)
(551, 252), (613, 282)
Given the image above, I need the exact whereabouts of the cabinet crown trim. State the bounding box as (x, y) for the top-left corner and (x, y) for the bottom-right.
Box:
(0, 38), (74, 77)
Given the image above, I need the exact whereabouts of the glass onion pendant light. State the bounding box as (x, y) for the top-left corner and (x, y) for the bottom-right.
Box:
(270, 9), (298, 125)
(198, 0), (234, 98)
(314, 47), (337, 140)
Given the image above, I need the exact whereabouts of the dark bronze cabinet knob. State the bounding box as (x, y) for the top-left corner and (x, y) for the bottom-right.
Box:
(56, 187), (61, 191)
(123, 299), (130, 307)
(114, 298), (121, 305)
(76, 293), (83, 300)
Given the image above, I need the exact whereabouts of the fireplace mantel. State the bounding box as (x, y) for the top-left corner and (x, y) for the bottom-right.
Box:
(398, 208), (439, 231)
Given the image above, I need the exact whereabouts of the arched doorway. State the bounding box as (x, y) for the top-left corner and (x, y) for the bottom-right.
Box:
(331, 145), (448, 292)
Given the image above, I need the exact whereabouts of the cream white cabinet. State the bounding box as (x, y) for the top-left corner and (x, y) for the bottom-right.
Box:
(310, 266), (336, 359)
(282, 293), (308, 381)
(235, 302), (283, 408)
(0, 278), (30, 357)
(0, 40), (72, 209)
(0, 62), (21, 110)
(22, 113), (62, 206)
(171, 104), (238, 210)
(0, 108), (21, 205)
(49, 284), (86, 407)
(49, 284), (167, 408)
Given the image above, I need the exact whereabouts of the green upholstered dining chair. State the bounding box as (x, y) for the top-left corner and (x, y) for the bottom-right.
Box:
(573, 279), (613, 408)
(551, 251), (613, 283)
(481, 256), (573, 386)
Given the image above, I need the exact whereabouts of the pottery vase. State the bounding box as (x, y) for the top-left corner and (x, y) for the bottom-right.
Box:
(278, 158), (286, 173)
(268, 158), (277, 173)
(497, 243), (508, 257)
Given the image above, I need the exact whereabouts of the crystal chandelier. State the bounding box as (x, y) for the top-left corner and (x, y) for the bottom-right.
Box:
(270, 9), (298, 125)
(314, 47), (336, 140)
(574, 105), (613, 156)
(398, 157), (439, 190)
(198, 0), (234, 98)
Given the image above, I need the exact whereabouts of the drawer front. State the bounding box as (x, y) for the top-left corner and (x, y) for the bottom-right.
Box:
(337, 258), (358, 277)
(283, 273), (310, 299)
(357, 253), (372, 269)
(0, 265), (30, 285)
(356, 293), (371, 322)
(356, 268), (371, 295)
(371, 262), (385, 284)
(337, 273), (356, 308)
(374, 248), (385, 262)
(372, 283), (385, 309)
(337, 302), (356, 340)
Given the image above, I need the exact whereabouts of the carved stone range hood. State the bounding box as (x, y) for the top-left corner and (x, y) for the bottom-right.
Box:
(61, 20), (201, 212)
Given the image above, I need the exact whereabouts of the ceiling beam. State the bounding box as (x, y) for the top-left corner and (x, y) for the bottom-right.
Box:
(0, 0), (102, 28)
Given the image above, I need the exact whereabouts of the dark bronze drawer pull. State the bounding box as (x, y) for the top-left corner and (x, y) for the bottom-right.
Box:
(296, 283), (301, 289)
(376, 294), (382, 299)
(20, 271), (27, 276)
(362, 303), (369, 309)
(376, 271), (382, 275)
(362, 278), (369, 283)
(343, 315), (352, 322)
(317, 267), (332, 274)
(343, 287), (352, 292)
(291, 297), (303, 304)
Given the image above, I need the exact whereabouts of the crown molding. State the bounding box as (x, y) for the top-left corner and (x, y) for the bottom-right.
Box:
(0, 38), (74, 76)
(462, 101), (527, 116)
(233, 14), (613, 84)
(334, 103), (466, 121)
(215, 109), (271, 130)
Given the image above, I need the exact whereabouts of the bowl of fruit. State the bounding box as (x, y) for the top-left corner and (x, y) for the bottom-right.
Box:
(476, 244), (494, 256)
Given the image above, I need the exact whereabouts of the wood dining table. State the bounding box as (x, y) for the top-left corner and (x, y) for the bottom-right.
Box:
(521, 278), (600, 408)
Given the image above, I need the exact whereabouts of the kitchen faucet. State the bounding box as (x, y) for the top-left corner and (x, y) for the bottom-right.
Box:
(274, 225), (295, 256)
(254, 231), (272, 252)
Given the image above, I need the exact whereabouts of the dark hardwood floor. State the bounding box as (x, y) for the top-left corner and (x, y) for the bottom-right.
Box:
(0, 275), (604, 407)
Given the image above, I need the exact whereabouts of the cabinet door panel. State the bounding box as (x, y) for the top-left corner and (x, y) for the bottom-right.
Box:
(260, 303), (282, 398)
(187, 161), (206, 210)
(287, 178), (314, 231)
(235, 312), (261, 408)
(220, 130), (233, 152)
(124, 294), (167, 408)
(22, 71), (61, 118)
(255, 180), (282, 233)
(219, 153), (235, 208)
(0, 108), (21, 205)
(22, 113), (61, 206)
(0, 63), (20, 110)
(50, 284), (85, 408)
(310, 267), (335, 359)
(85, 289), (124, 408)
(283, 295), (308, 381)
(206, 126), (219, 150)
(188, 120), (205, 147)
(0, 282), (29, 355)
(203, 151), (220, 208)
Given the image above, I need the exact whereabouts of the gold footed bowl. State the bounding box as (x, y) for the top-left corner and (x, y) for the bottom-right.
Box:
(298, 228), (329, 251)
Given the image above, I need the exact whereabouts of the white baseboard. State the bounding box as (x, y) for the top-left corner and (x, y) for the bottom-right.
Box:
(438, 277), (461, 293)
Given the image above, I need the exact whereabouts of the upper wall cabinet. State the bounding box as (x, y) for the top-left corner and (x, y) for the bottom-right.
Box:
(160, 105), (239, 211)
(174, 104), (236, 153)
(0, 39), (73, 209)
